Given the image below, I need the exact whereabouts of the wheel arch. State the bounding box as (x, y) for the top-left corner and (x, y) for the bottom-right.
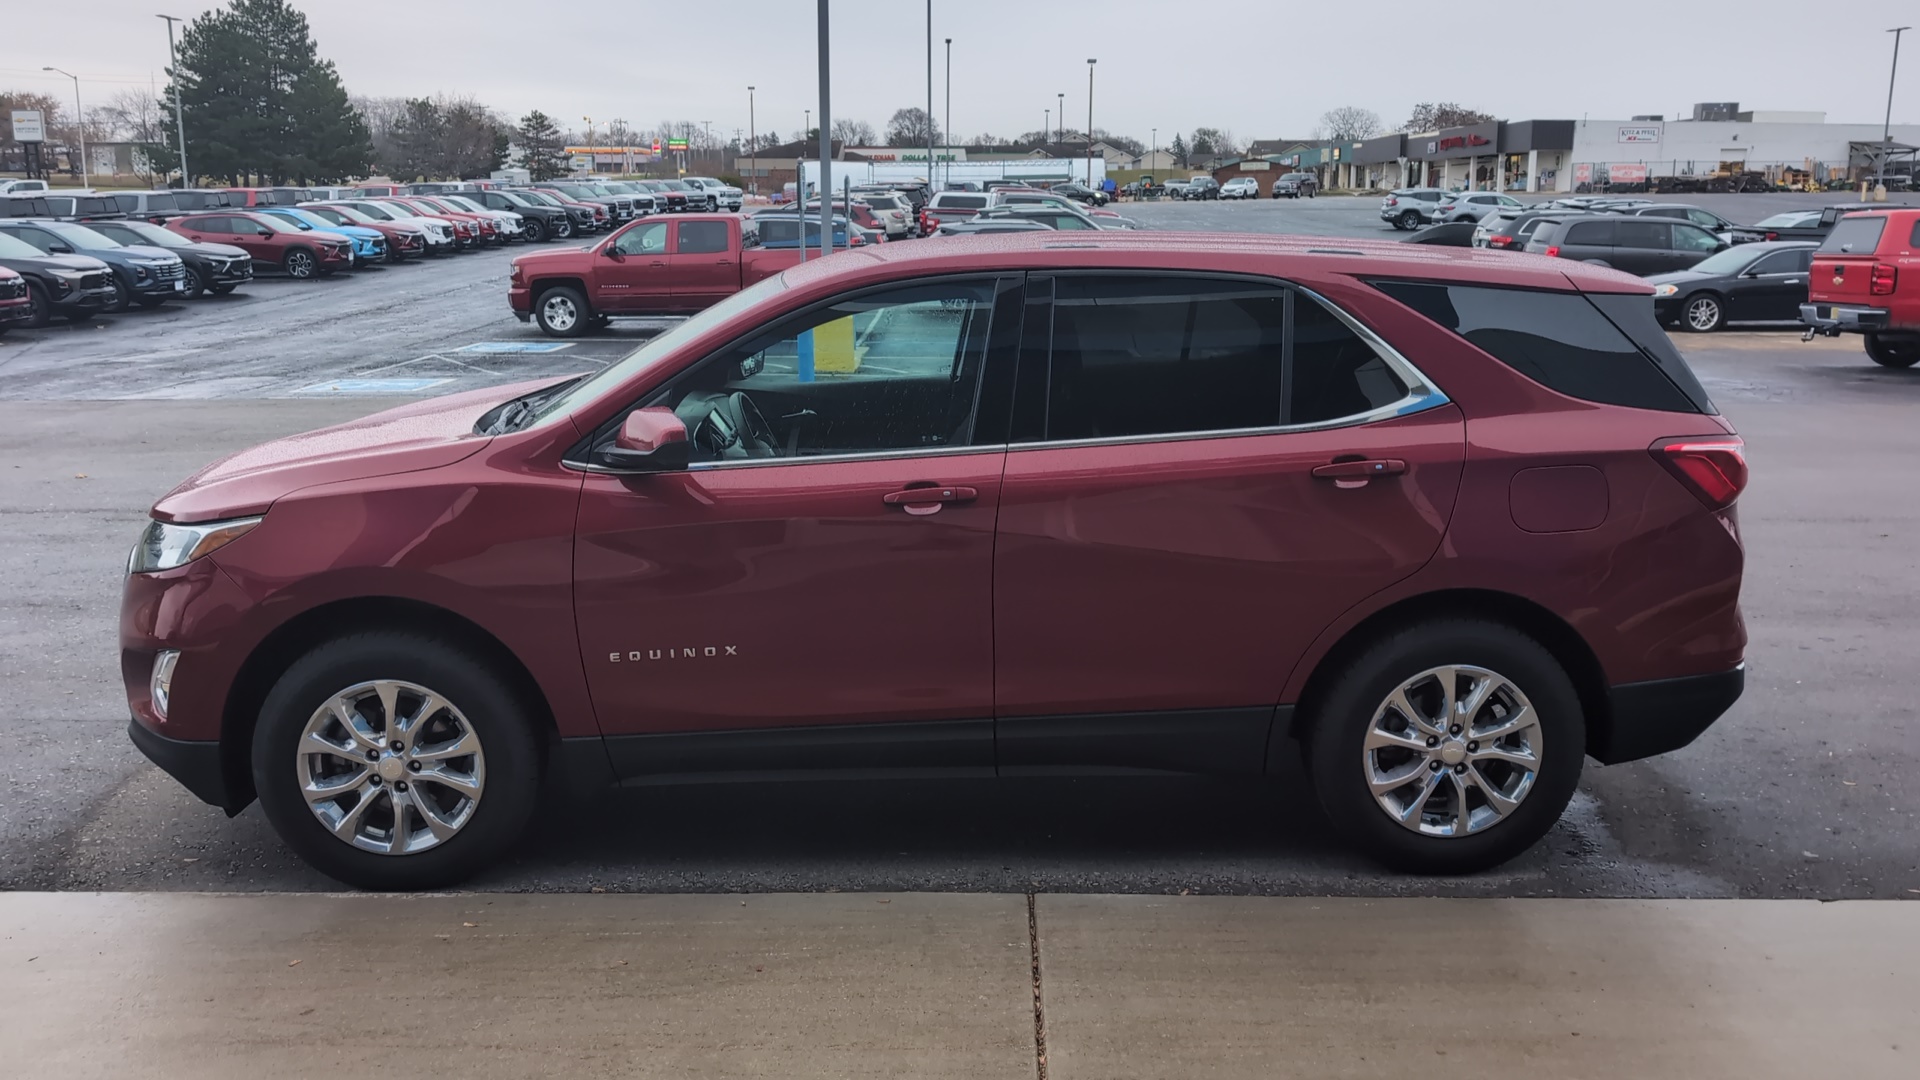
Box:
(529, 275), (589, 306)
(1284, 588), (1611, 761)
(218, 595), (559, 811)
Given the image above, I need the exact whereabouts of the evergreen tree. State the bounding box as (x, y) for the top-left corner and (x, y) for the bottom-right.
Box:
(1170, 133), (1188, 167)
(517, 110), (569, 181)
(389, 98), (448, 181)
(281, 62), (370, 182)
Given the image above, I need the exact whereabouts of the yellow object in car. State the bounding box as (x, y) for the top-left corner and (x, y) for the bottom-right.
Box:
(810, 315), (862, 373)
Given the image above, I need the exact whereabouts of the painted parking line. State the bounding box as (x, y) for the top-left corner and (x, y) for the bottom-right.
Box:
(454, 342), (576, 354)
(292, 378), (453, 395)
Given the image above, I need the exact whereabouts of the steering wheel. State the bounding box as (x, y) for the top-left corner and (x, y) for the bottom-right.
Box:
(680, 391), (779, 460)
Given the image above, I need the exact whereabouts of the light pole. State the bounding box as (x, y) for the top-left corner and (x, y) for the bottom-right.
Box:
(702, 119), (712, 172)
(748, 85), (756, 196)
(582, 116), (593, 175)
(1151, 127), (1157, 174)
(43, 66), (87, 188)
(1879, 26), (1911, 194)
(943, 38), (952, 188)
(1056, 92), (1063, 146)
(817, 0), (831, 260)
(925, 0), (933, 187)
(1043, 109), (1049, 149)
(1086, 59), (1097, 186)
(157, 15), (188, 186)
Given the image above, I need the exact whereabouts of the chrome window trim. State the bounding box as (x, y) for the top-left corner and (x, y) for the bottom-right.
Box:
(565, 442), (1005, 476)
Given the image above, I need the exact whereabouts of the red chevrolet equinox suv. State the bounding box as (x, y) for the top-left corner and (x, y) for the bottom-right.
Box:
(123, 234), (1747, 889)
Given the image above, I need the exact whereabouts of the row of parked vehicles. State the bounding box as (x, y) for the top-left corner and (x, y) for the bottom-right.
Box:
(0, 176), (751, 331)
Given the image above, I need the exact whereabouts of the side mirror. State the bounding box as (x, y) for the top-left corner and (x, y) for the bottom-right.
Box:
(597, 407), (688, 472)
(48, 243), (74, 254)
(257, 229), (273, 238)
(603, 243), (624, 260)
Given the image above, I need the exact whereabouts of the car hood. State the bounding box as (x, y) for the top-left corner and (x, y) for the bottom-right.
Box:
(513, 244), (598, 271)
(4, 251), (112, 272)
(177, 240), (250, 258)
(149, 381), (554, 523)
(1644, 269), (1718, 288)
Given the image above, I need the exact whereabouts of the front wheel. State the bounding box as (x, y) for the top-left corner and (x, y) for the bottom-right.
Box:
(182, 265), (206, 299)
(553, 217), (574, 240)
(1865, 333), (1920, 368)
(534, 285), (590, 337)
(251, 632), (543, 890)
(1396, 211), (1421, 230)
(23, 282), (53, 328)
(105, 275), (132, 313)
(1302, 619), (1585, 875)
(283, 247), (317, 279)
(522, 218), (547, 243)
(1682, 293), (1726, 333)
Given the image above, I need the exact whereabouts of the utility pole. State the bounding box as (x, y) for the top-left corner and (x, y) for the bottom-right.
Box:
(1044, 109), (1049, 150)
(1057, 92), (1063, 147)
(748, 85), (756, 196)
(925, 0), (933, 188)
(702, 119), (712, 172)
(1086, 59), (1097, 186)
(43, 67), (87, 188)
(944, 38), (952, 189)
(818, 0), (831, 260)
(157, 15), (189, 186)
(1879, 26), (1911, 197)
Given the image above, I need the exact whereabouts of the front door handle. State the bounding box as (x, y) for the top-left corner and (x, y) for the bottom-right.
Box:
(882, 485), (978, 516)
(1312, 459), (1407, 489)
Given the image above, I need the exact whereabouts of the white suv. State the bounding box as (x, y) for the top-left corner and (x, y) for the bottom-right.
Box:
(682, 177), (743, 211)
(1220, 177), (1260, 200)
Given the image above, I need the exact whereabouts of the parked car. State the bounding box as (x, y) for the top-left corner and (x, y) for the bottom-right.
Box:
(172, 189), (240, 212)
(1746, 203), (1903, 244)
(534, 181), (637, 222)
(991, 190), (1128, 221)
(593, 182), (659, 217)
(509, 190), (602, 235)
(166, 210), (353, 279)
(662, 179), (717, 212)
(408, 195), (511, 244)
(1180, 176), (1221, 200)
(1272, 173), (1318, 199)
(0, 265), (28, 331)
(371, 198), (483, 248)
(510, 214), (826, 336)
(849, 191), (914, 238)
(35, 193), (127, 221)
(934, 219), (1055, 236)
(258, 207), (389, 267)
(1436, 192), (1526, 224)
(1160, 179), (1192, 199)
(330, 200), (457, 254)
(1473, 209), (1584, 251)
(752, 210), (865, 249)
(1646, 241), (1817, 332)
(105, 191), (189, 223)
(628, 180), (690, 214)
(1380, 188), (1451, 230)
(297, 203), (431, 260)
(796, 199), (887, 236)
(0, 179), (49, 195)
(434, 194), (527, 241)
(82, 219), (254, 298)
(2, 195), (54, 218)
(1613, 203), (1764, 244)
(126, 232), (1747, 889)
(682, 177), (744, 212)
(1401, 222), (1478, 246)
(1800, 207), (1920, 368)
(973, 206), (1103, 230)
(452, 189), (572, 242)
(1049, 181), (1110, 207)
(1523, 215), (1729, 276)
(0, 227), (118, 325)
(1220, 177), (1260, 200)
(0, 219), (188, 311)
(920, 190), (991, 234)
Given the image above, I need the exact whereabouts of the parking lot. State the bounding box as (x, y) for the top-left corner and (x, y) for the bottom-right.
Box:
(2, 195), (1917, 899)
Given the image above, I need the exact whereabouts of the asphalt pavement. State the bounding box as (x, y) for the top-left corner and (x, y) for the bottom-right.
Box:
(1, 197), (1916, 898)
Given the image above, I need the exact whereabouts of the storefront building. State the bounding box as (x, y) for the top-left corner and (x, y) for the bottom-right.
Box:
(1563, 114), (1920, 191)
(1353, 134), (1408, 191)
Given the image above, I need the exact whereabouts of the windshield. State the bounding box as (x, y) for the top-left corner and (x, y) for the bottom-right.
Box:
(663, 181), (692, 191)
(522, 192), (562, 205)
(1688, 246), (1765, 275)
(0, 232), (54, 258)
(117, 221), (191, 247)
(42, 221), (121, 248)
(442, 196), (485, 212)
(497, 191), (536, 207)
(319, 204), (377, 225)
(1753, 211), (1819, 229)
(346, 203), (395, 221)
(374, 202), (420, 218)
(253, 215), (303, 234)
(525, 271), (795, 429)
(267, 212), (316, 230)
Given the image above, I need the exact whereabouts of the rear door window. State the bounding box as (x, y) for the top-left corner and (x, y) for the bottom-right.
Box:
(1563, 220), (1615, 246)
(676, 220), (729, 254)
(1672, 224), (1722, 252)
(1616, 221), (1670, 249)
(1372, 281), (1707, 414)
(1820, 217), (1886, 254)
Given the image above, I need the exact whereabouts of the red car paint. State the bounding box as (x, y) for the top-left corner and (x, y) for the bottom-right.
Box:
(1802, 208), (1920, 367)
(373, 198), (481, 246)
(166, 211), (352, 274)
(509, 214), (802, 327)
(123, 232), (1746, 878)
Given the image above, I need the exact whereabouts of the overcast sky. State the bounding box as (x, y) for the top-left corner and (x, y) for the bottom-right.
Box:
(5, 0), (1915, 144)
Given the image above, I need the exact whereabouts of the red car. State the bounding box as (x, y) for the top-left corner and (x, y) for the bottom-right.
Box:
(371, 198), (479, 248)
(166, 210), (352, 279)
(122, 233), (1746, 889)
(1800, 207), (1919, 368)
(405, 196), (502, 244)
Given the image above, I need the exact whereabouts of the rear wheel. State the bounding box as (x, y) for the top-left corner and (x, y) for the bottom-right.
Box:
(24, 282), (53, 328)
(284, 247), (317, 279)
(1397, 210), (1420, 230)
(553, 217), (575, 240)
(251, 632), (542, 890)
(1682, 293), (1726, 332)
(1865, 333), (1920, 368)
(534, 285), (589, 337)
(1303, 619), (1585, 875)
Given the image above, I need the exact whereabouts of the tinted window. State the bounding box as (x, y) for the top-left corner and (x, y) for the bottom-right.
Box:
(7, 227), (61, 253)
(1686, 209), (1722, 228)
(1563, 220), (1614, 245)
(938, 194), (988, 209)
(1642, 207), (1685, 220)
(1289, 294), (1409, 424)
(1820, 217), (1886, 254)
(1748, 250), (1808, 275)
(1672, 225), (1722, 253)
(1373, 282), (1702, 413)
(650, 280), (999, 459)
(1617, 221), (1669, 249)
(677, 220), (729, 254)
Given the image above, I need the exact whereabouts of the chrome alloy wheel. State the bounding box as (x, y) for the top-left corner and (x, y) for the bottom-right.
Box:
(1686, 295), (1722, 332)
(1362, 665), (1542, 837)
(295, 680), (486, 855)
(540, 292), (579, 332)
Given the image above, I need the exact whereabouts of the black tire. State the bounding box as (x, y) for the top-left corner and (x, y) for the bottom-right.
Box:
(251, 632), (543, 890)
(1302, 619), (1585, 875)
(1681, 292), (1726, 333)
(522, 218), (547, 243)
(1397, 210), (1421, 230)
(534, 285), (590, 338)
(23, 281), (52, 328)
(284, 247), (317, 280)
(105, 274), (132, 313)
(554, 217), (575, 240)
(1864, 333), (1920, 369)
(181, 265), (206, 299)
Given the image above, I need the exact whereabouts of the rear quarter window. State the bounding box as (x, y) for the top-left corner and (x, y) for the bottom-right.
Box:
(1371, 281), (1711, 414)
(1820, 217), (1887, 254)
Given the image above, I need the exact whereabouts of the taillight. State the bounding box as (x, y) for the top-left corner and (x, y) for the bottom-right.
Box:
(1871, 263), (1897, 295)
(1654, 438), (1748, 511)
(1386, 196), (1398, 206)
(1764, 231), (1778, 241)
(1488, 235), (1511, 247)
(1544, 245), (1560, 257)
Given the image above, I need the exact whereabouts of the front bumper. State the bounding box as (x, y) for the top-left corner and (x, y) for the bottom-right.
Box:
(1800, 302), (1889, 335)
(128, 717), (233, 809)
(1592, 664), (1745, 764)
(54, 282), (118, 313)
(0, 297), (29, 324)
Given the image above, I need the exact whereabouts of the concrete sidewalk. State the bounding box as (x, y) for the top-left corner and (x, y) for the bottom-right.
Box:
(2, 893), (1914, 1079)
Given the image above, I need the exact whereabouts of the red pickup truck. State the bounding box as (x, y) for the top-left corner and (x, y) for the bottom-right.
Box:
(1801, 207), (1919, 368)
(511, 214), (813, 336)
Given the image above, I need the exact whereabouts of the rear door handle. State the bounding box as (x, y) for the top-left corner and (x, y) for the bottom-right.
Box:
(882, 485), (978, 515)
(1312, 459), (1407, 488)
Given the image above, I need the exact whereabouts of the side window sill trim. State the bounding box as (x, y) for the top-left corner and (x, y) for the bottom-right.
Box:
(1007, 393), (1450, 454)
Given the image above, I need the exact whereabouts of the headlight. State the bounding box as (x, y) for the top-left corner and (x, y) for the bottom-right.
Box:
(128, 515), (262, 575)
(1652, 284), (1679, 297)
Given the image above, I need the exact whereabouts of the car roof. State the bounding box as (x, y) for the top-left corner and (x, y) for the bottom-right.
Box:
(777, 230), (1653, 295)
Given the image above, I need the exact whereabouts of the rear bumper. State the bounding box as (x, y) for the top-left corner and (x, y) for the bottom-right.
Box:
(1592, 664), (1745, 764)
(127, 717), (233, 810)
(1800, 302), (1889, 334)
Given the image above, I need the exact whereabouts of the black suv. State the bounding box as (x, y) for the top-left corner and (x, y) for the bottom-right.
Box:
(0, 227), (117, 326)
(83, 219), (254, 298)
(1613, 203), (1761, 244)
(1180, 176), (1221, 200)
(533, 181), (635, 222)
(510, 190), (598, 235)
(1272, 173), (1319, 199)
(458, 189), (572, 242)
(1523, 214), (1729, 276)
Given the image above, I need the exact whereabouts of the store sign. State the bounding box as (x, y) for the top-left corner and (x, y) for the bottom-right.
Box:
(1616, 125), (1662, 144)
(1608, 163), (1648, 183)
(667, 138), (689, 151)
(1573, 163), (1593, 184)
(1426, 134), (1491, 154)
(10, 110), (44, 142)
(651, 139), (661, 153)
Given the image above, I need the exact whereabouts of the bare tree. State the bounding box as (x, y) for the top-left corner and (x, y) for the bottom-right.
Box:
(1318, 106), (1383, 143)
(100, 89), (173, 184)
(1189, 127), (1239, 157)
(884, 108), (941, 148)
(1404, 102), (1494, 132)
(830, 118), (876, 146)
